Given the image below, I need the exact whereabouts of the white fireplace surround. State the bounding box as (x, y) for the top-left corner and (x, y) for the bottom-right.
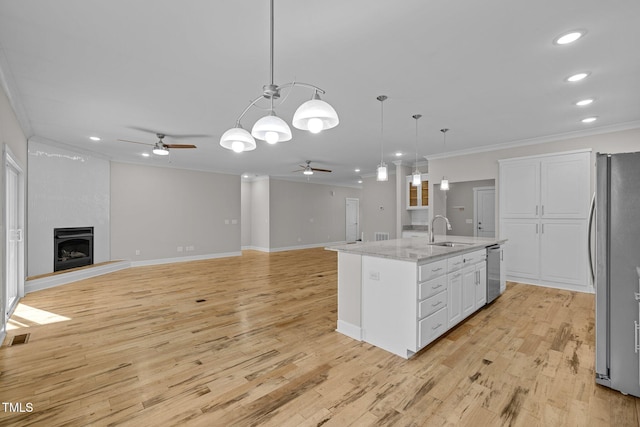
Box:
(27, 138), (110, 277)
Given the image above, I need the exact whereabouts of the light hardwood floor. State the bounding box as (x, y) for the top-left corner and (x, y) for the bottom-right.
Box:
(1, 248), (639, 426)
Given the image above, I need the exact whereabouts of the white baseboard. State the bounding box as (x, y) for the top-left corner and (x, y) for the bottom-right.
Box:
(131, 251), (242, 267)
(241, 246), (270, 252)
(268, 241), (347, 253)
(336, 320), (362, 341)
(506, 275), (595, 294)
(25, 261), (131, 293)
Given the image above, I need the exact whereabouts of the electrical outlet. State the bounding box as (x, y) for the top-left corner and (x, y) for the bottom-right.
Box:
(177, 246), (183, 252)
(225, 219), (230, 225)
(369, 271), (380, 281)
(231, 219), (238, 225)
(135, 249), (140, 255)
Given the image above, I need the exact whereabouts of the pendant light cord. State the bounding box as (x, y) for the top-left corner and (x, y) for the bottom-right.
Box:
(377, 95), (387, 163)
(270, 0), (274, 86)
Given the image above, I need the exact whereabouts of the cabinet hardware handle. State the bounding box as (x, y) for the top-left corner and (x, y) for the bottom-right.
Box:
(433, 284), (443, 289)
(542, 205), (545, 215)
(536, 205), (538, 215)
(536, 224), (539, 234)
(542, 224), (545, 234)
(432, 267), (443, 272)
(432, 301), (443, 307)
(453, 273), (461, 278)
(432, 323), (442, 330)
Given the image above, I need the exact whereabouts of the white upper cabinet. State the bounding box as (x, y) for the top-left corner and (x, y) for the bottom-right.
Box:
(406, 174), (429, 210)
(500, 160), (540, 218)
(500, 151), (590, 220)
(540, 153), (590, 218)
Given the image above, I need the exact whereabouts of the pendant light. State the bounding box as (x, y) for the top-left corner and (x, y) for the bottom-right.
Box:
(219, 0), (339, 152)
(376, 95), (388, 182)
(411, 114), (422, 187)
(440, 128), (449, 190)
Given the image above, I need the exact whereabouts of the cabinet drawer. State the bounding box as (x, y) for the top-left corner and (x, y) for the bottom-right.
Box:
(418, 259), (447, 282)
(418, 289), (447, 318)
(418, 307), (448, 348)
(463, 249), (486, 265)
(418, 274), (447, 299)
(447, 256), (464, 273)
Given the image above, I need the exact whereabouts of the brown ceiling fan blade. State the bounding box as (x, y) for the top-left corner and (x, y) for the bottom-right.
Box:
(311, 168), (332, 173)
(164, 144), (197, 149)
(118, 138), (153, 146)
(292, 169), (304, 173)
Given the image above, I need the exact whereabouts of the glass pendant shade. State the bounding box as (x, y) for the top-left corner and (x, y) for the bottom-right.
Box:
(292, 94), (339, 133)
(252, 113), (292, 144)
(412, 171), (421, 186)
(219, 126), (257, 152)
(377, 163), (388, 182)
(440, 177), (450, 191)
(152, 144), (169, 156)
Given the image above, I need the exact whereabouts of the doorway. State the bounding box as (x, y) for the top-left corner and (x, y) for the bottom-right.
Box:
(4, 146), (25, 323)
(345, 198), (359, 243)
(474, 187), (495, 238)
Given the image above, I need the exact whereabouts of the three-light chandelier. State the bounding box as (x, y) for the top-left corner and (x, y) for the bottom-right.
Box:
(219, 0), (339, 153)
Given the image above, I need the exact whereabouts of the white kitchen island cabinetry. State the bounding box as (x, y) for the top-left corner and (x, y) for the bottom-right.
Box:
(329, 236), (505, 359)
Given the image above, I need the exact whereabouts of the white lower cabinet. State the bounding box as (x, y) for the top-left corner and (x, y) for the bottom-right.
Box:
(419, 307), (447, 348)
(447, 271), (463, 327)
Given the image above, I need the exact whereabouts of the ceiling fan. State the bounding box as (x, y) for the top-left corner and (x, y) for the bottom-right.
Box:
(293, 161), (332, 176)
(118, 133), (197, 156)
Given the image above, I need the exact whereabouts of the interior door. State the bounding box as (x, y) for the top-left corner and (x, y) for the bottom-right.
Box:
(475, 187), (495, 237)
(5, 152), (24, 318)
(345, 198), (359, 242)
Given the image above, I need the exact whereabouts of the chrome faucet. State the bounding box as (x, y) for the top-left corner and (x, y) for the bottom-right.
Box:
(430, 215), (452, 242)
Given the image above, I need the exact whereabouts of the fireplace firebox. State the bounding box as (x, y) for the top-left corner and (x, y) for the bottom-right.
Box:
(54, 227), (94, 272)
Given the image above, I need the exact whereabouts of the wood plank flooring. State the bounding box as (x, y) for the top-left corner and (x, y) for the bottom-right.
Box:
(1, 248), (638, 426)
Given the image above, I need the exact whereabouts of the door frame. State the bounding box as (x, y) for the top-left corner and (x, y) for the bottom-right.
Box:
(473, 186), (495, 238)
(3, 144), (25, 329)
(345, 198), (359, 243)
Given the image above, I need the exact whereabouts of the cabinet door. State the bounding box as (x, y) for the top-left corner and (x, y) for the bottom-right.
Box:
(501, 219), (540, 280)
(475, 262), (487, 307)
(408, 180), (419, 208)
(500, 160), (540, 218)
(447, 271), (463, 327)
(421, 179), (429, 207)
(540, 220), (588, 287)
(462, 266), (476, 318)
(540, 152), (590, 219)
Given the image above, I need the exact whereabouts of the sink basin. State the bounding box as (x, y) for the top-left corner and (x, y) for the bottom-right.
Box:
(430, 241), (472, 247)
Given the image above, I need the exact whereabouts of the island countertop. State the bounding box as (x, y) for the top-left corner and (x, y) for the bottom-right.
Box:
(326, 235), (506, 263)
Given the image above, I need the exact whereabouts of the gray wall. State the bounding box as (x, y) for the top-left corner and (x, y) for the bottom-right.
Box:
(445, 179), (494, 237)
(249, 177), (270, 251)
(361, 173), (396, 241)
(110, 162), (240, 261)
(241, 180), (252, 247)
(268, 179), (361, 250)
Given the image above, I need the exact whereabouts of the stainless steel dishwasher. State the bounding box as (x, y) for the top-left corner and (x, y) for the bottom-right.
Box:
(486, 245), (503, 303)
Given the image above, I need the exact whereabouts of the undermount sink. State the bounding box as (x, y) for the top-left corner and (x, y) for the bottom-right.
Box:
(430, 241), (472, 247)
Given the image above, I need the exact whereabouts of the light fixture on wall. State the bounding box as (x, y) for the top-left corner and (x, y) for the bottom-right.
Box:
(411, 114), (422, 187)
(219, 0), (339, 153)
(376, 95), (388, 182)
(440, 128), (449, 190)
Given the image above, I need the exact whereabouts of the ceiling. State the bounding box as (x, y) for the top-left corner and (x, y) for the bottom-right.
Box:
(1, 0), (639, 187)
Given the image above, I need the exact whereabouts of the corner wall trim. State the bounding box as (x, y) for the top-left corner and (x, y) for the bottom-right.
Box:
(25, 261), (131, 293)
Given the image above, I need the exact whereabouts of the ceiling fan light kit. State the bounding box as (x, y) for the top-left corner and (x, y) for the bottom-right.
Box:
(219, 0), (338, 153)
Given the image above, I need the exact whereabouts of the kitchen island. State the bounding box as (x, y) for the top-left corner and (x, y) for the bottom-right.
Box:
(327, 236), (506, 358)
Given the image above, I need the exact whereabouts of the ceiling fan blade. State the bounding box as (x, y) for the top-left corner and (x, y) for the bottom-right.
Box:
(127, 127), (209, 139)
(117, 139), (153, 146)
(311, 167), (332, 173)
(292, 169), (305, 173)
(164, 144), (197, 149)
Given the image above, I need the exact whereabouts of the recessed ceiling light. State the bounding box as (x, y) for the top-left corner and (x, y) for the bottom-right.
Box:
(141, 152), (150, 157)
(357, 179), (363, 184)
(395, 152), (403, 157)
(566, 72), (590, 82)
(354, 168), (360, 173)
(243, 174), (249, 179)
(581, 116), (598, 123)
(576, 98), (594, 106)
(554, 30), (586, 45)
(89, 136), (101, 141)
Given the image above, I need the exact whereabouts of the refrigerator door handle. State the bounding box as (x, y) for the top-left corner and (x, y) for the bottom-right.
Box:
(588, 192), (596, 283)
(635, 321), (640, 353)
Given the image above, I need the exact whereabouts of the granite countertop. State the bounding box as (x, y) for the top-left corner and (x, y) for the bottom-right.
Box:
(326, 235), (506, 263)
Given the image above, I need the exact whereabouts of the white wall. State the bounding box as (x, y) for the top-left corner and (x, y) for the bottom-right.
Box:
(110, 162), (240, 262)
(0, 81), (28, 337)
(249, 176), (270, 251)
(428, 127), (640, 235)
(27, 138), (110, 276)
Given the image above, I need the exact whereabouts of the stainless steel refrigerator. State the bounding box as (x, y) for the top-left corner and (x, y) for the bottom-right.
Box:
(593, 152), (640, 397)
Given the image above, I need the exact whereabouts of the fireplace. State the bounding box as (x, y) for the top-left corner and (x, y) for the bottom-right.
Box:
(54, 227), (94, 272)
